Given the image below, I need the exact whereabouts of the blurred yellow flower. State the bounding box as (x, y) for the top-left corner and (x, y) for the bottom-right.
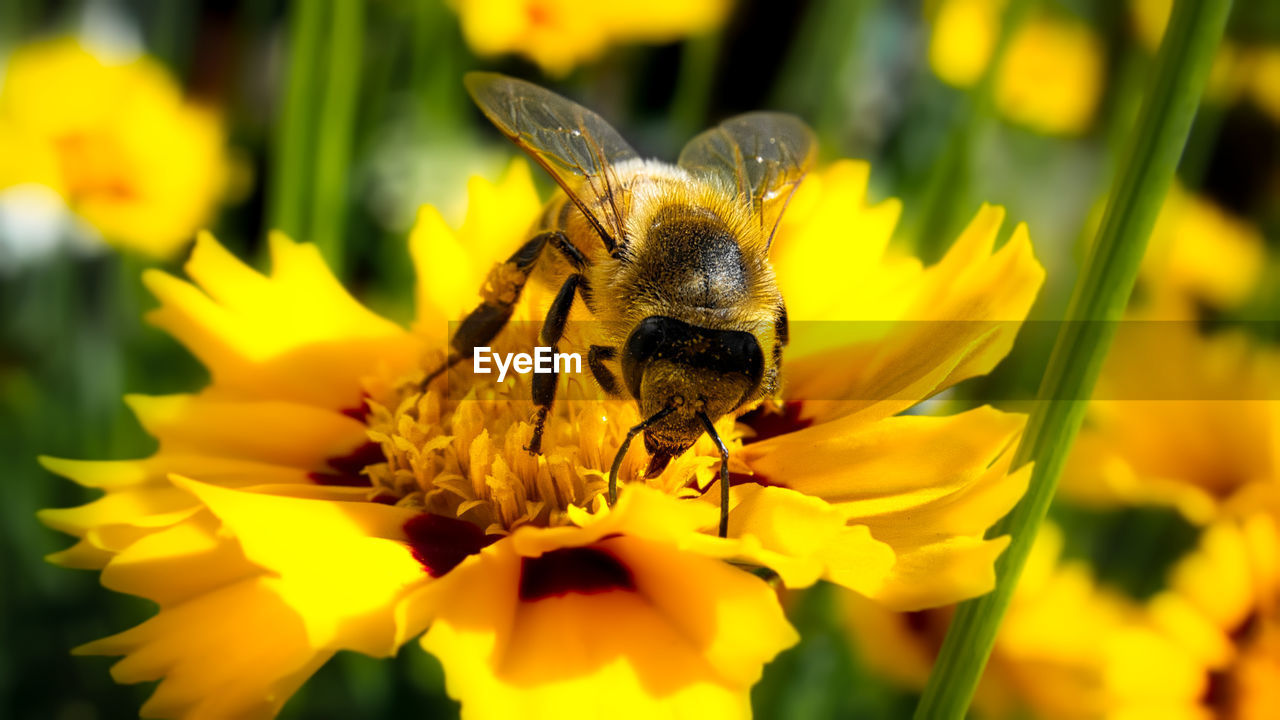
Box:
(1139, 182), (1266, 314)
(844, 525), (1207, 719)
(40, 157), (1043, 717)
(1129, 0), (1171, 56)
(1150, 514), (1280, 719)
(0, 37), (227, 258)
(1248, 48), (1280, 122)
(451, 0), (731, 76)
(1131, 0), (1280, 118)
(1061, 321), (1280, 525)
(928, 0), (1103, 135)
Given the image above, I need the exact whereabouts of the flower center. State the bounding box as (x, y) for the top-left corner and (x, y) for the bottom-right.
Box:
(356, 324), (746, 534)
(55, 131), (137, 203)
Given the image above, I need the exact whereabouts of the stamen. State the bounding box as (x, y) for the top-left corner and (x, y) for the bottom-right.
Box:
(351, 324), (745, 543)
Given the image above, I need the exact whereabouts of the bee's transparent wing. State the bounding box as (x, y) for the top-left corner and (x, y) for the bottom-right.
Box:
(678, 112), (816, 248)
(465, 72), (639, 253)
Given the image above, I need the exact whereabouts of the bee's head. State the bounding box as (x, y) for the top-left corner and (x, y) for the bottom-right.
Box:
(621, 315), (764, 476)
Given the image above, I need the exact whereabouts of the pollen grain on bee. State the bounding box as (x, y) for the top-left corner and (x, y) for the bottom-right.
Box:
(472, 346), (583, 382)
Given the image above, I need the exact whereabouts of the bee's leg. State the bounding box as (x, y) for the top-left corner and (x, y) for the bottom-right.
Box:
(527, 273), (590, 454)
(587, 345), (621, 396)
(421, 230), (587, 388)
(607, 404), (678, 506)
(766, 301), (788, 400)
(697, 411), (731, 538)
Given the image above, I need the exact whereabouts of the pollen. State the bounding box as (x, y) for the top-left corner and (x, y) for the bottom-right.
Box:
(358, 324), (744, 535)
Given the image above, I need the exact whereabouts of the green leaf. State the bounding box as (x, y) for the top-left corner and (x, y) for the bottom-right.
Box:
(912, 1), (1235, 718)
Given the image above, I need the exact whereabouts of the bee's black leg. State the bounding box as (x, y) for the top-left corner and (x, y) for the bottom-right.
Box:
(588, 345), (621, 396)
(698, 411), (731, 538)
(421, 230), (587, 389)
(608, 404), (678, 506)
(766, 302), (788, 398)
(527, 273), (589, 454)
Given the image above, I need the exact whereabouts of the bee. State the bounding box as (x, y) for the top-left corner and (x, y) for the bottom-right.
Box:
(427, 72), (815, 536)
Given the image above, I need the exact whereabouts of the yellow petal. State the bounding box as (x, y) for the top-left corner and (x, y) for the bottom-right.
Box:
(144, 231), (419, 411)
(783, 205), (1043, 424)
(37, 485), (197, 537)
(125, 393), (368, 472)
(176, 478), (429, 657)
(422, 532), (794, 719)
(45, 538), (116, 569)
(740, 406), (1028, 607)
(99, 511), (260, 607)
(771, 160), (911, 327)
(742, 406), (1023, 510)
(410, 159), (543, 342)
(78, 577), (333, 720)
(875, 534), (1012, 611)
(725, 484), (896, 593)
(39, 455), (155, 489)
(518, 482), (722, 556)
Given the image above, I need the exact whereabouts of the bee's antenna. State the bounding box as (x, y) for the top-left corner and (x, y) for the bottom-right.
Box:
(697, 411), (731, 538)
(608, 404), (678, 507)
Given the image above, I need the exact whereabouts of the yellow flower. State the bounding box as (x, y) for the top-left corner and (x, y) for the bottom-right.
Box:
(0, 37), (228, 258)
(1248, 47), (1280, 123)
(843, 525), (1208, 719)
(1060, 320), (1280, 525)
(40, 157), (1043, 717)
(1138, 182), (1266, 315)
(928, 0), (1103, 135)
(450, 0), (731, 77)
(1130, 0), (1280, 116)
(1150, 513), (1280, 719)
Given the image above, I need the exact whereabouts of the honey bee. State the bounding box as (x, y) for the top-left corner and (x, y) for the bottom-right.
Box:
(427, 72), (815, 536)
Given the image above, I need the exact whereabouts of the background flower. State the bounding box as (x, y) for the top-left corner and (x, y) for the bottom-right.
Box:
(449, 0), (732, 76)
(928, 0), (1103, 135)
(0, 37), (229, 258)
(843, 525), (1207, 720)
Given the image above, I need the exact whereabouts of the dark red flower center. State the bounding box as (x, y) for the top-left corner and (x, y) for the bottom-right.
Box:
(738, 400), (811, 443)
(404, 513), (499, 577)
(519, 547), (636, 600)
(311, 440), (383, 487)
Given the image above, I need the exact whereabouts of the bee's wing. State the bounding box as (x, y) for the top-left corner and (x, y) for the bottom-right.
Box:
(678, 112), (816, 248)
(465, 72), (639, 253)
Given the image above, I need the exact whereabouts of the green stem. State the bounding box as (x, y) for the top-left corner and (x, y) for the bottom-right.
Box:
(909, 0), (1036, 262)
(147, 0), (193, 80)
(1177, 100), (1225, 189)
(769, 0), (875, 155)
(670, 31), (722, 139)
(912, 1), (1233, 718)
(307, 0), (365, 275)
(0, 0), (27, 56)
(268, 0), (327, 242)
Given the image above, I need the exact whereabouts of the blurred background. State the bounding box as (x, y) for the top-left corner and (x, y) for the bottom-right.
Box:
(1, 0), (1278, 718)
